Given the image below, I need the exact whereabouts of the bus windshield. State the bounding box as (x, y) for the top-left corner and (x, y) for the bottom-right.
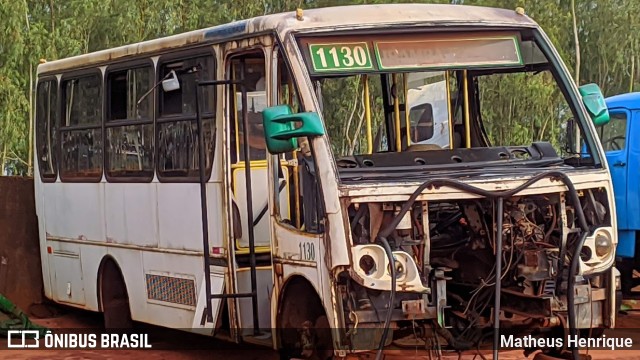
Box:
(298, 30), (589, 177)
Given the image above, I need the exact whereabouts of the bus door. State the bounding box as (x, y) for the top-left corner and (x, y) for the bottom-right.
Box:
(226, 50), (290, 339)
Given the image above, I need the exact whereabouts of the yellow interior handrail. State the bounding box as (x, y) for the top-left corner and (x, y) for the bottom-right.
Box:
(232, 159), (291, 254)
(363, 75), (372, 154)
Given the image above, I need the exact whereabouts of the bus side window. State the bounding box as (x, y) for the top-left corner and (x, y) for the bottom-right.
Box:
(105, 65), (154, 180)
(276, 50), (324, 234)
(156, 54), (215, 180)
(36, 79), (59, 181)
(60, 73), (103, 181)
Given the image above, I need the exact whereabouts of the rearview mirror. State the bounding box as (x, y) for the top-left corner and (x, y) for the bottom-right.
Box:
(579, 83), (610, 126)
(262, 105), (325, 154)
(162, 70), (180, 92)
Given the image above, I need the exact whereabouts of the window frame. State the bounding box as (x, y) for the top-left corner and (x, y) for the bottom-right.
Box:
(35, 76), (60, 182)
(58, 69), (104, 183)
(104, 59), (156, 183)
(227, 51), (270, 164)
(155, 47), (217, 183)
(598, 108), (630, 153)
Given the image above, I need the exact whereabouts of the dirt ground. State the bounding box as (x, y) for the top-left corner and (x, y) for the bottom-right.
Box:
(3, 305), (640, 360)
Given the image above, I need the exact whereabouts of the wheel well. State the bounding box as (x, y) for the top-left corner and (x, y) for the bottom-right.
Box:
(96, 256), (129, 312)
(277, 275), (326, 349)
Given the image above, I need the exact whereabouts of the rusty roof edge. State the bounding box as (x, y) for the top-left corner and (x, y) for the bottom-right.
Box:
(37, 4), (537, 75)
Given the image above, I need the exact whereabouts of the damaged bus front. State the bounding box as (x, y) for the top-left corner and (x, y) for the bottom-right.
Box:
(264, 7), (619, 359)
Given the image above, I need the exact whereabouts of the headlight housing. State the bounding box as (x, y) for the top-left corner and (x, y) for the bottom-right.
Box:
(595, 232), (613, 258)
(351, 244), (430, 293)
(581, 227), (616, 275)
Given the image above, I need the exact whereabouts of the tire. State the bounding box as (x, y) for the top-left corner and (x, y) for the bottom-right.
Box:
(100, 260), (133, 329)
(278, 315), (334, 360)
(314, 315), (334, 360)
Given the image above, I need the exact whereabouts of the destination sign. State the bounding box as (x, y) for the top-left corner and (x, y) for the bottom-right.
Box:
(375, 36), (522, 70)
(309, 42), (374, 72)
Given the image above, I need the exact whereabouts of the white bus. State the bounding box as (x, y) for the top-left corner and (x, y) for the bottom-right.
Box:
(34, 4), (620, 359)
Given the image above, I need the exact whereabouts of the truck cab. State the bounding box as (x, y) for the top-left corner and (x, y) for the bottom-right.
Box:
(604, 93), (640, 295)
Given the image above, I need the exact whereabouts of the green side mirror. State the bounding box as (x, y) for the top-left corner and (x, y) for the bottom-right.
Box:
(262, 105), (325, 154)
(579, 83), (610, 126)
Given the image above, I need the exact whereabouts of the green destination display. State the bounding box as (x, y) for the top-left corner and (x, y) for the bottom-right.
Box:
(374, 36), (523, 70)
(309, 42), (373, 72)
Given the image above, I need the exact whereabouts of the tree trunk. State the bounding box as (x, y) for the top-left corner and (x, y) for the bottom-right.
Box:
(631, 54), (635, 93)
(1, 144), (7, 175)
(571, 0), (580, 85)
(49, 0), (54, 33)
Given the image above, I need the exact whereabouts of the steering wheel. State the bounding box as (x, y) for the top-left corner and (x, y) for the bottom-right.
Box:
(509, 148), (531, 159)
(336, 158), (359, 168)
(604, 135), (625, 151)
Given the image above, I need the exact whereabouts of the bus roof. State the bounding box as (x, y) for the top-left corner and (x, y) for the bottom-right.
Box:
(606, 92), (640, 110)
(37, 3), (537, 75)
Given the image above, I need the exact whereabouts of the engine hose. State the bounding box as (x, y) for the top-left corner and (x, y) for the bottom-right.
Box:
(377, 171), (588, 240)
(372, 171), (589, 360)
(375, 236), (396, 360)
(351, 204), (369, 232)
(567, 232), (588, 360)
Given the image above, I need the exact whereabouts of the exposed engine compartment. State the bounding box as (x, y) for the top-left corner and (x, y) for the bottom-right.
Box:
(338, 185), (614, 354)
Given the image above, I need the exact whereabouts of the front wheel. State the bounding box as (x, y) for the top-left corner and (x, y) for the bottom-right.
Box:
(278, 315), (334, 360)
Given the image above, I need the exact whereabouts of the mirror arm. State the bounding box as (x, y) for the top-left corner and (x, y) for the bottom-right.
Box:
(136, 71), (175, 107)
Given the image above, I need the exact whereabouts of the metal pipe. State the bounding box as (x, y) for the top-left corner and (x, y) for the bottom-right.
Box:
(239, 59), (260, 335)
(375, 236), (396, 360)
(292, 151), (301, 228)
(393, 74), (401, 152)
(194, 80), (213, 323)
(445, 71), (454, 149)
(286, 77), (301, 228)
(403, 74), (411, 148)
(568, 232), (588, 360)
(493, 197), (504, 360)
(211, 292), (257, 299)
(364, 75), (373, 154)
(463, 70), (471, 148)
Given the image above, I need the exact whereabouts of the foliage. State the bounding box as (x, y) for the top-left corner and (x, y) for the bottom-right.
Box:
(1, 0), (639, 175)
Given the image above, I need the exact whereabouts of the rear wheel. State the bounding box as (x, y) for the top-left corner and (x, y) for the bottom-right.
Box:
(100, 259), (133, 329)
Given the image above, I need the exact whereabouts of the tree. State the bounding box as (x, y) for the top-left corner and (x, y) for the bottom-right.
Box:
(2, 0), (640, 175)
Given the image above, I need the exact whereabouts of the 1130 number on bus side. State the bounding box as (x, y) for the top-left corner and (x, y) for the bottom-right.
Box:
(299, 242), (316, 261)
